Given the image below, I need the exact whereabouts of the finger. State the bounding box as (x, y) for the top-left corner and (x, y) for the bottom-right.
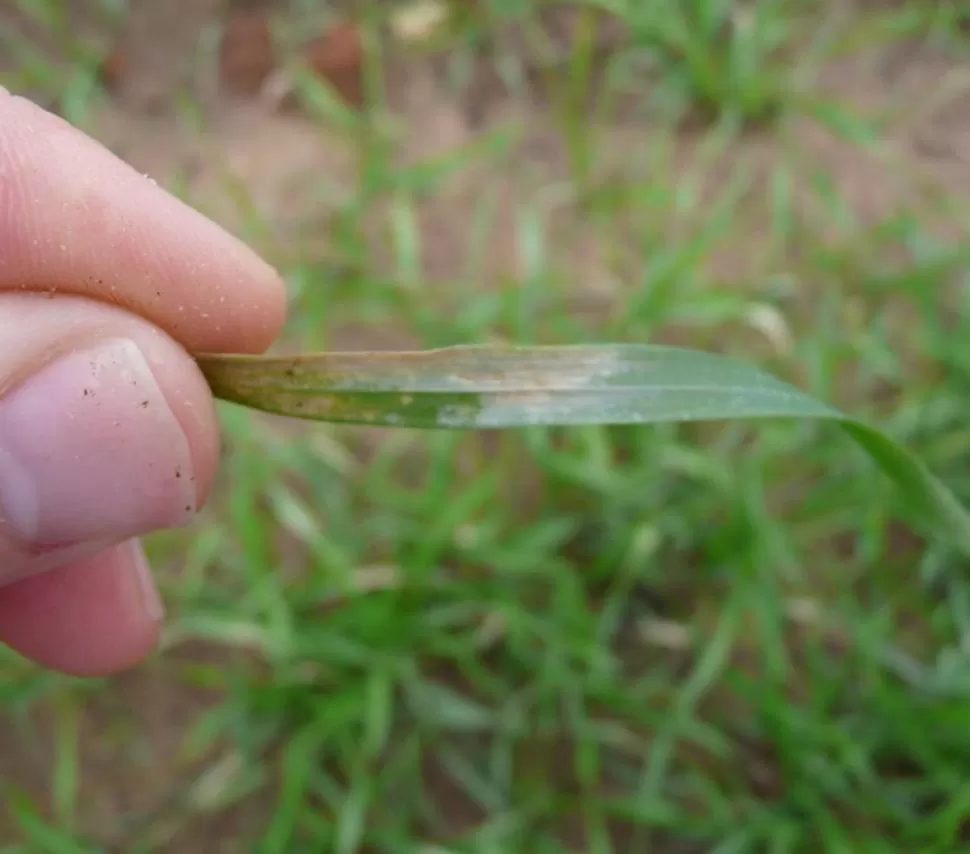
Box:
(0, 88), (287, 355)
(0, 539), (161, 676)
(0, 292), (219, 582)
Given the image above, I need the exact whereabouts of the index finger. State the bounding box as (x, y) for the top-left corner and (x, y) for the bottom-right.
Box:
(0, 89), (287, 354)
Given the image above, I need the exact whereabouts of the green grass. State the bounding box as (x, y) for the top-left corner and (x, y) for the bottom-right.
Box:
(4, 0), (970, 851)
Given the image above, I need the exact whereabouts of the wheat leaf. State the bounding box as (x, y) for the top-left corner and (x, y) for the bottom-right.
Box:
(196, 344), (970, 556)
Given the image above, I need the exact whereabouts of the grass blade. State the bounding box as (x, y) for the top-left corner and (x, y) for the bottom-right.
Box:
(196, 344), (970, 555)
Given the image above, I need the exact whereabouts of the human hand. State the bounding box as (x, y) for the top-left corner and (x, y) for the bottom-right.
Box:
(0, 89), (286, 676)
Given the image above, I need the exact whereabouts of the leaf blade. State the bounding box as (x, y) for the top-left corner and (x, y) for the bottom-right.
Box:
(197, 344), (836, 428)
(196, 344), (970, 556)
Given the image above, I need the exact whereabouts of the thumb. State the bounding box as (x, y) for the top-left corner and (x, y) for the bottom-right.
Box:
(0, 292), (219, 583)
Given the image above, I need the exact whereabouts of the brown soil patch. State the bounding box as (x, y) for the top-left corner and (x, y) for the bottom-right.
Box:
(0, 643), (270, 850)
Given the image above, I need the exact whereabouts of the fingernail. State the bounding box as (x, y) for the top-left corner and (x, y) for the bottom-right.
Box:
(0, 339), (197, 546)
(128, 540), (164, 622)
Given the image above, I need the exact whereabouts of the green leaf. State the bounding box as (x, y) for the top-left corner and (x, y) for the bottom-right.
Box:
(196, 344), (970, 556)
(4, 785), (97, 854)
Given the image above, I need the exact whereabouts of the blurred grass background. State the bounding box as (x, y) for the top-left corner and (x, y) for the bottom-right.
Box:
(3, 0), (970, 851)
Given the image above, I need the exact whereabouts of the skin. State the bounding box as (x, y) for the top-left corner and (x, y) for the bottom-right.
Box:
(0, 88), (287, 676)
